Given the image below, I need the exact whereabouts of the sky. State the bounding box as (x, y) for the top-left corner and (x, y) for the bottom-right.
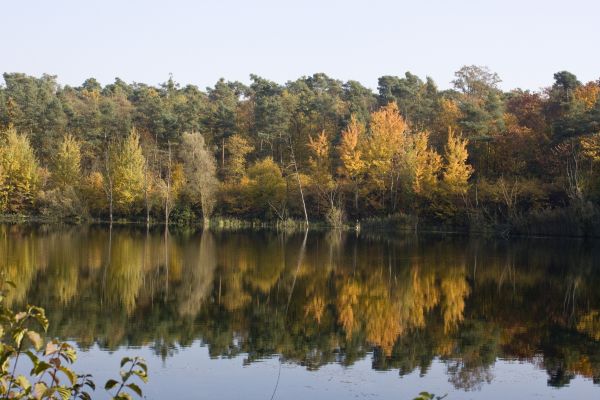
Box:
(1, 0), (599, 92)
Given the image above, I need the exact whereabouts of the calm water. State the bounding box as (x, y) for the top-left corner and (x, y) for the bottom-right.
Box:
(2, 224), (600, 399)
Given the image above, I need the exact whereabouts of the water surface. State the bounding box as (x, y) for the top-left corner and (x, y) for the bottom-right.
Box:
(2, 224), (600, 399)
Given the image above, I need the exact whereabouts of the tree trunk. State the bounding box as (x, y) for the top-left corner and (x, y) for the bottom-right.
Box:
(288, 137), (308, 226)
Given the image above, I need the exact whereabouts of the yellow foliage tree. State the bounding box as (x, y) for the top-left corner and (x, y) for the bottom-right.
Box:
(338, 115), (366, 211)
(443, 127), (473, 195)
(0, 127), (40, 212)
(225, 134), (253, 182)
(110, 127), (146, 214)
(243, 157), (287, 218)
(412, 131), (442, 196)
(362, 102), (409, 211)
(52, 134), (81, 189)
(308, 130), (339, 219)
(437, 98), (462, 132)
(574, 82), (600, 110)
(82, 171), (108, 214)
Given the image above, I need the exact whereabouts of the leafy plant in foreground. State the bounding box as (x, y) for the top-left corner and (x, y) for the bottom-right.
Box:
(0, 279), (147, 399)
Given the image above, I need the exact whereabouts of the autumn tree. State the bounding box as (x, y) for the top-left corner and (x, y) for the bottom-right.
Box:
(52, 134), (81, 189)
(0, 126), (40, 212)
(443, 127), (473, 195)
(338, 115), (366, 214)
(180, 131), (219, 226)
(307, 130), (341, 224)
(362, 102), (408, 212)
(452, 65), (501, 99)
(224, 134), (253, 182)
(412, 131), (442, 197)
(110, 127), (146, 214)
(242, 157), (287, 219)
(38, 133), (84, 218)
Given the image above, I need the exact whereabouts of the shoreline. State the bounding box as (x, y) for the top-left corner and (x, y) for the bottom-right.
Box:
(2, 214), (600, 240)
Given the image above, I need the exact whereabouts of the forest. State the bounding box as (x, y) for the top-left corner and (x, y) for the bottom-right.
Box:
(1, 66), (599, 235)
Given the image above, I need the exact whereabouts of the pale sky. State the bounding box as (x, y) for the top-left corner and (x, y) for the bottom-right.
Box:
(1, 0), (599, 91)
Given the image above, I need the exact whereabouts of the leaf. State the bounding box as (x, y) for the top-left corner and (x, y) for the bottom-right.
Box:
(79, 393), (92, 400)
(60, 344), (77, 363)
(120, 357), (132, 368)
(30, 307), (49, 332)
(13, 328), (25, 347)
(126, 382), (142, 397)
(15, 374), (31, 390)
(26, 330), (43, 351)
(33, 382), (48, 399)
(15, 311), (27, 322)
(132, 370), (148, 383)
(59, 366), (77, 385)
(24, 350), (40, 368)
(55, 386), (71, 400)
(45, 341), (59, 356)
(136, 361), (147, 374)
(104, 379), (119, 391)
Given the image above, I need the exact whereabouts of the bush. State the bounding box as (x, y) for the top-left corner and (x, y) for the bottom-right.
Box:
(325, 205), (345, 228)
(0, 279), (147, 399)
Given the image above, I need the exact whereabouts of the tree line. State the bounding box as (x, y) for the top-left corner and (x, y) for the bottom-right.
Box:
(1, 67), (599, 233)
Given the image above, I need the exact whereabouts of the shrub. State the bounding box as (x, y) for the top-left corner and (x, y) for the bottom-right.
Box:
(0, 279), (147, 399)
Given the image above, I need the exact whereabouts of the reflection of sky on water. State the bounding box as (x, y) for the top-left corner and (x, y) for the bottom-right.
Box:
(73, 343), (598, 400)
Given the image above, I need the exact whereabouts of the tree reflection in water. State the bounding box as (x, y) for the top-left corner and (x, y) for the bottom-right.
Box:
(1, 224), (600, 391)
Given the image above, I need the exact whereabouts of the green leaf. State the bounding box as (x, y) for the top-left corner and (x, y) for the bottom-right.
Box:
(104, 379), (119, 390)
(126, 382), (142, 397)
(120, 357), (132, 368)
(13, 328), (25, 347)
(26, 330), (43, 351)
(137, 361), (147, 374)
(132, 370), (148, 383)
(79, 393), (92, 400)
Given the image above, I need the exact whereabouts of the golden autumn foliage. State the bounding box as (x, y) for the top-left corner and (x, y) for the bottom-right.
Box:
(242, 157), (287, 217)
(52, 134), (81, 189)
(580, 133), (600, 163)
(412, 131), (442, 196)
(577, 310), (600, 340)
(437, 98), (462, 131)
(363, 102), (408, 192)
(225, 133), (253, 182)
(82, 171), (108, 214)
(336, 280), (361, 339)
(574, 82), (600, 110)
(338, 115), (366, 181)
(443, 127), (473, 195)
(110, 127), (146, 213)
(0, 126), (41, 212)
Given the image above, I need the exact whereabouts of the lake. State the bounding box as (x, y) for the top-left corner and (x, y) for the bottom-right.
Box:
(1, 224), (600, 399)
